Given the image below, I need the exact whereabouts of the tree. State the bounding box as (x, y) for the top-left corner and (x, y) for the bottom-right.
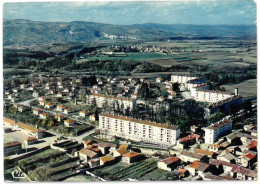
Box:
(243, 100), (252, 114)
(48, 120), (55, 127)
(42, 119), (47, 128)
(209, 111), (225, 123)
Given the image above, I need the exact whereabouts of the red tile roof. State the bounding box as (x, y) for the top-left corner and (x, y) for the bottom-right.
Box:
(248, 140), (257, 149)
(4, 141), (21, 148)
(243, 153), (255, 160)
(180, 134), (200, 143)
(25, 137), (37, 141)
(123, 151), (140, 158)
(159, 157), (179, 165)
(195, 149), (215, 157)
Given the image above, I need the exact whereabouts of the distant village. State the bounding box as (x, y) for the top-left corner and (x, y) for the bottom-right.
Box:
(3, 72), (257, 181)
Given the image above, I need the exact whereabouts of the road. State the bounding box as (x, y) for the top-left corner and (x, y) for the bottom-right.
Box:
(19, 97), (38, 106)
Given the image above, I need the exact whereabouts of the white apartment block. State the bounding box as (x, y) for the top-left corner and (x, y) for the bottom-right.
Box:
(99, 114), (180, 146)
(191, 89), (233, 103)
(204, 117), (232, 144)
(171, 75), (197, 84)
(86, 94), (136, 110)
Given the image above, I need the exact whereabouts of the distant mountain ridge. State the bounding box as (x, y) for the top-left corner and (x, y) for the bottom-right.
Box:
(3, 19), (256, 47)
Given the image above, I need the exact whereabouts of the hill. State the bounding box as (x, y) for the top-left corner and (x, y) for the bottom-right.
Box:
(3, 19), (256, 47)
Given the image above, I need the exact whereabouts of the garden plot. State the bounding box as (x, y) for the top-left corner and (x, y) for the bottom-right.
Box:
(92, 158), (158, 181)
(27, 157), (80, 181)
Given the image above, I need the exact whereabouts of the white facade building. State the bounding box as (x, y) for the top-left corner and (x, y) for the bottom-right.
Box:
(86, 94), (136, 110)
(204, 117), (232, 144)
(191, 89), (233, 103)
(99, 114), (180, 146)
(171, 75), (197, 84)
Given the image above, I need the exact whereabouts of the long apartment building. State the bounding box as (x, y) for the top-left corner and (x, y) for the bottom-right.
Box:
(86, 94), (136, 110)
(204, 117), (232, 144)
(171, 74), (240, 106)
(192, 89), (234, 103)
(206, 95), (243, 115)
(171, 74), (198, 84)
(4, 117), (45, 139)
(99, 113), (180, 146)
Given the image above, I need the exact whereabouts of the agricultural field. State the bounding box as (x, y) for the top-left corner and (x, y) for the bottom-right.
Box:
(142, 40), (256, 67)
(76, 52), (172, 64)
(221, 79), (257, 99)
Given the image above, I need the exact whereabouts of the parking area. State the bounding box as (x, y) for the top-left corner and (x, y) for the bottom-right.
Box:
(4, 124), (58, 150)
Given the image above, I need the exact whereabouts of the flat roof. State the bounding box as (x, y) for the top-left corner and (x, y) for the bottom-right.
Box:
(206, 118), (232, 130)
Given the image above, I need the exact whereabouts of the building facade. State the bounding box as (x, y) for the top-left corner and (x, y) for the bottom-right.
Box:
(205, 118), (232, 144)
(99, 114), (180, 146)
(86, 94), (136, 110)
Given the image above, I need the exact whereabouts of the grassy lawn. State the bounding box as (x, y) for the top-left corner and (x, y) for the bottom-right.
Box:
(77, 52), (172, 63)
(221, 79), (257, 99)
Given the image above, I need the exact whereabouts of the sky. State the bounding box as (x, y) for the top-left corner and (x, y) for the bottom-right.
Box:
(3, 0), (257, 25)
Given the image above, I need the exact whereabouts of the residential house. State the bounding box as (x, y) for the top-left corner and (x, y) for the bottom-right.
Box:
(230, 165), (257, 180)
(79, 148), (98, 162)
(33, 108), (43, 116)
(156, 77), (163, 83)
(177, 134), (200, 149)
(57, 105), (67, 111)
(203, 172), (226, 180)
(64, 108), (73, 114)
(18, 106), (25, 112)
(79, 110), (89, 117)
(56, 92), (63, 97)
(97, 142), (117, 155)
(38, 97), (46, 102)
(247, 140), (257, 152)
(187, 161), (211, 178)
(55, 114), (65, 122)
(89, 114), (96, 121)
(122, 151), (141, 164)
(100, 154), (116, 166)
(238, 153), (256, 168)
(45, 103), (54, 109)
(39, 100), (46, 106)
(83, 140), (95, 148)
(157, 157), (180, 171)
(179, 150), (208, 163)
(217, 152), (237, 164)
(113, 148), (127, 158)
(91, 147), (102, 156)
(32, 91), (39, 97)
(194, 149), (217, 159)
(64, 119), (75, 127)
(178, 169), (190, 178)
(88, 158), (100, 168)
(40, 113), (49, 120)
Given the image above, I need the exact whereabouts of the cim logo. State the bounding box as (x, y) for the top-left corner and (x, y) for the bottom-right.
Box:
(12, 169), (25, 179)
